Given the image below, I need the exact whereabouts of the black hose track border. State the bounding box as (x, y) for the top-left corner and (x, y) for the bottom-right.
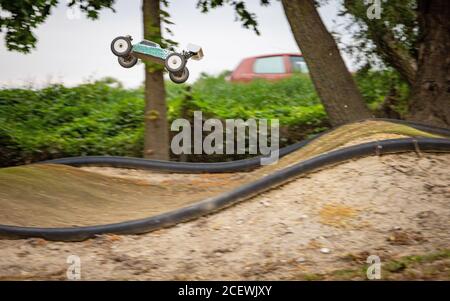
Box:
(40, 135), (320, 173)
(372, 118), (450, 137)
(1, 137), (450, 241)
(40, 119), (450, 173)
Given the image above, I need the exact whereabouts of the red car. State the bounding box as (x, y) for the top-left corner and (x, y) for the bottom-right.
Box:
(229, 53), (308, 82)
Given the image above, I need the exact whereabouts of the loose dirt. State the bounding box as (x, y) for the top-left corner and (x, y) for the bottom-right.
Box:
(0, 152), (448, 280)
(0, 120), (439, 227)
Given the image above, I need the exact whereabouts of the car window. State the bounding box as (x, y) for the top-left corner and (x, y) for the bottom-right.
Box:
(290, 56), (308, 73)
(253, 56), (285, 74)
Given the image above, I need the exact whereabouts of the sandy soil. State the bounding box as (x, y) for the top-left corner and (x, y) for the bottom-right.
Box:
(0, 164), (246, 227)
(0, 152), (448, 280)
(0, 121), (418, 228)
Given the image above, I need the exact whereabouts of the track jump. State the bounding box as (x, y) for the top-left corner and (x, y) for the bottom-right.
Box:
(1, 119), (449, 241)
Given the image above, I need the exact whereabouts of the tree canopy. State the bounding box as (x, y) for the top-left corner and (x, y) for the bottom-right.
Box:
(196, 0), (270, 35)
(0, 0), (115, 53)
(340, 0), (419, 86)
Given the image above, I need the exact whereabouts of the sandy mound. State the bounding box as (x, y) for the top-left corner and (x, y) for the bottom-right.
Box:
(0, 164), (242, 227)
(0, 152), (448, 280)
(0, 120), (445, 228)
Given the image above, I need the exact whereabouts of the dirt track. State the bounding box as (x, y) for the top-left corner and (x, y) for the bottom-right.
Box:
(0, 152), (449, 280)
(0, 120), (437, 228)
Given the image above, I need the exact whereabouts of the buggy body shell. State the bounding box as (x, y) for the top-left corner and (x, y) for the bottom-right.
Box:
(131, 41), (171, 64)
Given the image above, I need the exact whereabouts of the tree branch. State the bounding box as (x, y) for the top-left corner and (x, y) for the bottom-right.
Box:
(343, 0), (418, 86)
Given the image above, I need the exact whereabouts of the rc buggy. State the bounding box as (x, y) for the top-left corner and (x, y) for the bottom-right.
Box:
(111, 35), (204, 84)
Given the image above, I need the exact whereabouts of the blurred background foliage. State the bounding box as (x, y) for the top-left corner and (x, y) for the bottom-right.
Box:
(0, 69), (407, 166)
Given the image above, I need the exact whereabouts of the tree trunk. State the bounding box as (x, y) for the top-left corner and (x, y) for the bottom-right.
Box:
(142, 0), (169, 159)
(281, 0), (372, 126)
(407, 0), (450, 127)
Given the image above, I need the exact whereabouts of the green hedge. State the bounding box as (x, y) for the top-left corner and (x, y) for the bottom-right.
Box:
(0, 71), (404, 166)
(190, 73), (324, 125)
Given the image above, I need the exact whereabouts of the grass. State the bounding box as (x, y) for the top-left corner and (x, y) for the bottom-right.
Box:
(318, 204), (358, 228)
(290, 249), (450, 280)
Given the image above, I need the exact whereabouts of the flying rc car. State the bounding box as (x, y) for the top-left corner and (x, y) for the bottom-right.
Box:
(111, 35), (204, 84)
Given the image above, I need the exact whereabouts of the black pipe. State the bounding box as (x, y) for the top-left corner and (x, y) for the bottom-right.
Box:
(372, 118), (450, 137)
(2, 137), (449, 241)
(40, 119), (450, 173)
(38, 135), (318, 173)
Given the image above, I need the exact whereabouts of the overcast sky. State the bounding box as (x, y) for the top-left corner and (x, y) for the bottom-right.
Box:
(0, 0), (354, 88)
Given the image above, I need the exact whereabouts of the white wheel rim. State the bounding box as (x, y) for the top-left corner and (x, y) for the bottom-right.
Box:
(167, 55), (182, 70)
(113, 39), (129, 54)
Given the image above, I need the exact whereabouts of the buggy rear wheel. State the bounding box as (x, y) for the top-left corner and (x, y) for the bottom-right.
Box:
(118, 55), (138, 68)
(169, 67), (189, 84)
(165, 53), (186, 73)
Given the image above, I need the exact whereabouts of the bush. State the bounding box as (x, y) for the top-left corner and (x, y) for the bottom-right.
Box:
(354, 67), (409, 115)
(0, 78), (145, 165)
(0, 70), (403, 166)
(189, 73), (324, 125)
